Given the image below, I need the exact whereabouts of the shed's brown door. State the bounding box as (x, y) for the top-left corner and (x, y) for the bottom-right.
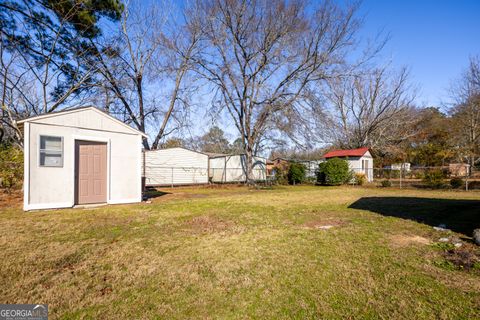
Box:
(75, 141), (107, 204)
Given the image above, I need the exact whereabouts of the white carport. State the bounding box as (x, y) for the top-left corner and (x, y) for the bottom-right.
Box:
(208, 154), (267, 183)
(143, 147), (209, 186)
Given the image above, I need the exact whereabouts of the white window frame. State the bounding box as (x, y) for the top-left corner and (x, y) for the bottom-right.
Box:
(39, 135), (64, 167)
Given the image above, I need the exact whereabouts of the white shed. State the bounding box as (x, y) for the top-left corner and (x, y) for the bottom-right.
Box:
(209, 154), (267, 183)
(322, 147), (374, 182)
(143, 147), (209, 186)
(18, 106), (146, 211)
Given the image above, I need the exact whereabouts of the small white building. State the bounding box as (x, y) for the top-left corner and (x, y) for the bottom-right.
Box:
(322, 147), (374, 182)
(143, 147), (209, 186)
(18, 106), (146, 211)
(209, 154), (267, 183)
(389, 163), (411, 172)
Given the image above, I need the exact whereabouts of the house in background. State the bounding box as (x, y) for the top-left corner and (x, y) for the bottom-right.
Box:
(266, 159), (275, 176)
(209, 154), (267, 183)
(384, 163), (411, 172)
(449, 163), (470, 177)
(267, 158), (324, 178)
(267, 158), (291, 176)
(143, 147), (209, 186)
(391, 163), (411, 172)
(18, 106), (146, 211)
(322, 147), (374, 182)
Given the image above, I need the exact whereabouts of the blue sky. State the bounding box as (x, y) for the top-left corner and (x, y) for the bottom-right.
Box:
(358, 0), (480, 108)
(134, 0), (480, 142)
(169, 0), (480, 109)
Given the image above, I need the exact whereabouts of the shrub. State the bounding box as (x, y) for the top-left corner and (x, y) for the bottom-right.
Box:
(304, 176), (317, 184)
(380, 179), (392, 188)
(288, 163), (306, 185)
(386, 170), (400, 179)
(423, 169), (445, 189)
(354, 173), (367, 186)
(450, 177), (464, 189)
(0, 145), (23, 190)
(317, 158), (351, 185)
(272, 165), (289, 185)
(413, 170), (425, 180)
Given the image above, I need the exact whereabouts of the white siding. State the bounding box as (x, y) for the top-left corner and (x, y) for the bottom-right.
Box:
(24, 108), (143, 210)
(144, 148), (209, 186)
(322, 151), (374, 182)
(346, 151), (374, 182)
(28, 108), (140, 135)
(391, 163), (411, 171)
(209, 155), (266, 182)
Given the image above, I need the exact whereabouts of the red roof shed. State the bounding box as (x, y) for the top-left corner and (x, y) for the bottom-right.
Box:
(323, 147), (370, 159)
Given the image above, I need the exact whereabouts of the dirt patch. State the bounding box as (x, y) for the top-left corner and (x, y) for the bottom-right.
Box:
(302, 219), (346, 230)
(443, 243), (480, 271)
(0, 190), (22, 209)
(390, 234), (432, 247)
(184, 215), (235, 234)
(423, 262), (480, 292)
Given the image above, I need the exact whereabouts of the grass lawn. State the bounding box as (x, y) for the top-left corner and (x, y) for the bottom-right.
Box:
(1, 186), (479, 319)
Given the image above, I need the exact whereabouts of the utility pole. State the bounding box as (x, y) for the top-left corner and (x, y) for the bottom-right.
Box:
(399, 163), (403, 189)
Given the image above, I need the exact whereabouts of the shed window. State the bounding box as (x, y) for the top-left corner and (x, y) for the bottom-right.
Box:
(39, 136), (63, 167)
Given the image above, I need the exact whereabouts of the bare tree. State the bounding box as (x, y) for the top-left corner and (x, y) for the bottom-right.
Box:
(313, 65), (416, 150)
(450, 56), (480, 167)
(188, 0), (360, 183)
(90, 0), (201, 149)
(0, 45), (31, 145)
(150, 5), (203, 149)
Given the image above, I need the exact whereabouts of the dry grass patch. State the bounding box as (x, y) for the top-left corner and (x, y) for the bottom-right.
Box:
(302, 218), (347, 230)
(184, 215), (236, 234)
(390, 234), (432, 247)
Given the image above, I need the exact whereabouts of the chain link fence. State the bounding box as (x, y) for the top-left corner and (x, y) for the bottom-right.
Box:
(3, 160), (478, 191)
(271, 164), (479, 190)
(143, 163), (479, 191)
(142, 164), (480, 190)
(363, 166), (480, 190)
(143, 165), (269, 187)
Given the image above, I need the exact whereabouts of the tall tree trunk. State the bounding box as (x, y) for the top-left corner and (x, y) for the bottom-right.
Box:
(245, 144), (254, 185)
(135, 75), (150, 150)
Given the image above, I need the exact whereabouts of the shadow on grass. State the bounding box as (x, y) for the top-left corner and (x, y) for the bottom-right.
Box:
(143, 188), (171, 200)
(349, 197), (480, 237)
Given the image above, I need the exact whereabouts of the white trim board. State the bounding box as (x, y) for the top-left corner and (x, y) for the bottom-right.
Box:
(25, 199), (140, 211)
(17, 106), (147, 137)
(23, 122), (30, 211)
(137, 135), (142, 202)
(108, 198), (141, 205)
(25, 202), (73, 211)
